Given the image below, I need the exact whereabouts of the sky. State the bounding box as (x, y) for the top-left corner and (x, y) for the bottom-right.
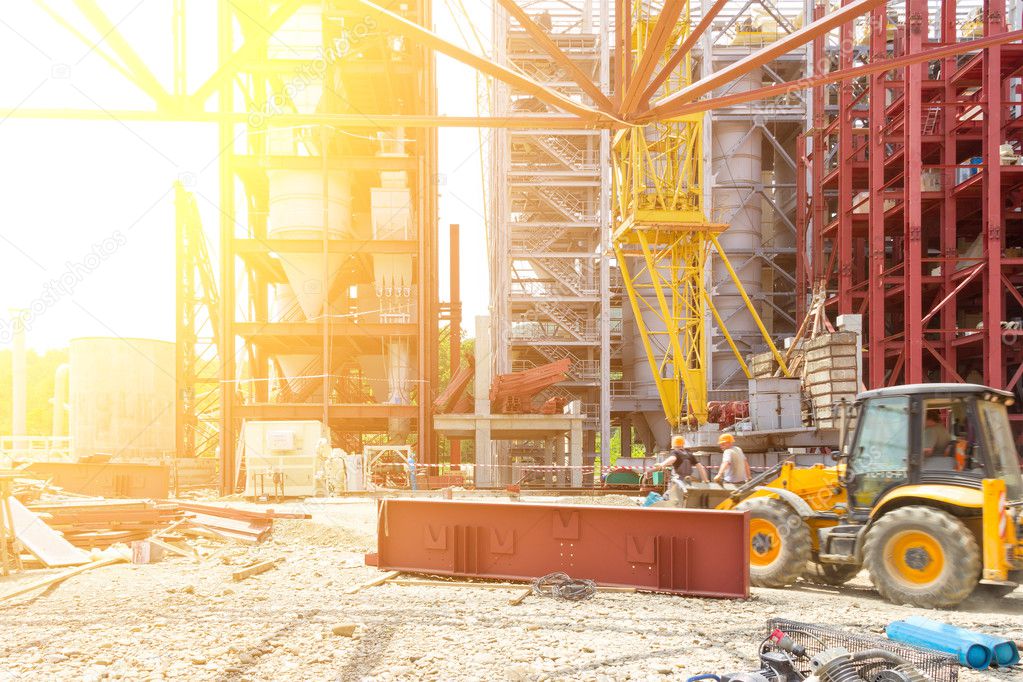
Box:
(0, 0), (491, 351)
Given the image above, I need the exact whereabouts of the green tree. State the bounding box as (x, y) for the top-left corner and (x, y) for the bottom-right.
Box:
(0, 347), (69, 436)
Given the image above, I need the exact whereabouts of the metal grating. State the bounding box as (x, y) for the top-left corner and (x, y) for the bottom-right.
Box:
(765, 618), (959, 682)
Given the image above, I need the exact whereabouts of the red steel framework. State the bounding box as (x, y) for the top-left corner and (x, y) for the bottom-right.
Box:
(797, 0), (1023, 418)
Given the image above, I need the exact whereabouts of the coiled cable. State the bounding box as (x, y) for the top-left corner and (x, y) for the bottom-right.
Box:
(531, 572), (597, 601)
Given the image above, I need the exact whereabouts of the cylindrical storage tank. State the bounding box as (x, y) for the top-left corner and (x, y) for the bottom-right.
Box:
(268, 170), (352, 320)
(69, 337), (175, 460)
(711, 70), (763, 390)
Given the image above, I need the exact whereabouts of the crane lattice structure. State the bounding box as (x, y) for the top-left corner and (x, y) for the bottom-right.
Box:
(612, 2), (791, 428)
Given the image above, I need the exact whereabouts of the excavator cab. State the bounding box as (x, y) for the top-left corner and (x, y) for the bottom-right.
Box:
(843, 385), (1022, 512)
(737, 383), (1023, 608)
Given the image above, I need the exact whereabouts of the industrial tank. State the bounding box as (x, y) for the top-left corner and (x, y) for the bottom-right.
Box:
(69, 337), (175, 459)
(711, 69), (764, 389)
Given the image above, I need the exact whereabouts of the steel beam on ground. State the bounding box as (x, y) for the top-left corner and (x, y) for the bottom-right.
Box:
(369, 499), (749, 598)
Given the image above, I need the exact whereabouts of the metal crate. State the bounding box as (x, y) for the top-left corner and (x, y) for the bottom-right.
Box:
(765, 619), (958, 682)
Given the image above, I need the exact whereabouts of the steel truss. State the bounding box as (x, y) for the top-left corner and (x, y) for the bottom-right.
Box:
(797, 0), (1023, 417)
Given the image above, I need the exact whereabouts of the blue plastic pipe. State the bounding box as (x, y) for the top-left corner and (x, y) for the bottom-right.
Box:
(887, 620), (993, 670)
(903, 616), (1020, 668)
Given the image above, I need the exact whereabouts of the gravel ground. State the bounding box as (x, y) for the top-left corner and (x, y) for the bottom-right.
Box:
(0, 497), (1021, 682)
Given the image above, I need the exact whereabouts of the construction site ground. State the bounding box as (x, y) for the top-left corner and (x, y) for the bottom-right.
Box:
(1, 497), (1021, 682)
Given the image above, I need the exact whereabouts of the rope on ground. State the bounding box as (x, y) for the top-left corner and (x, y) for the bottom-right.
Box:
(531, 572), (597, 602)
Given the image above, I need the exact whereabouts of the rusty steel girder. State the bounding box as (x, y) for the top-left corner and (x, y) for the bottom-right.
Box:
(367, 499), (749, 598)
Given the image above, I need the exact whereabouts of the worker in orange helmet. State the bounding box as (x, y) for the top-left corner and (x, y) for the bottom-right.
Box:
(714, 433), (751, 486)
(653, 435), (709, 505)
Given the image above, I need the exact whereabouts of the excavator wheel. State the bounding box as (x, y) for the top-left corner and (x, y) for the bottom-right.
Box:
(737, 497), (811, 588)
(804, 563), (861, 586)
(863, 505), (981, 609)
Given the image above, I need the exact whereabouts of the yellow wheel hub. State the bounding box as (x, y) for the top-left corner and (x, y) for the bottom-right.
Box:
(749, 518), (782, 566)
(885, 530), (945, 585)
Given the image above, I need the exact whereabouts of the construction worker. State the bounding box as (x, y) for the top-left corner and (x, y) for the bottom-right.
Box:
(714, 433), (751, 486)
(653, 437), (708, 504)
(922, 410), (953, 458)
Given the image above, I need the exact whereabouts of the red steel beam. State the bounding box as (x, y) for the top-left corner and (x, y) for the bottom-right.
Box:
(368, 499), (749, 598)
(656, 29), (1023, 117)
(983, 0), (1008, 389)
(642, 0), (887, 121)
(618, 0), (687, 115)
(868, 5), (887, 387)
(353, 0), (611, 123)
(495, 0), (615, 113)
(903, 0), (925, 384)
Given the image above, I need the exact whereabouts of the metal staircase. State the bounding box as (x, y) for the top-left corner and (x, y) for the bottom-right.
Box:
(518, 226), (567, 252)
(534, 135), (596, 171)
(535, 183), (592, 221)
(537, 300), (598, 342)
(532, 256), (596, 296)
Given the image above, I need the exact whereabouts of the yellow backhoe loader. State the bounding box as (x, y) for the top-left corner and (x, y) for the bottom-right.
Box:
(693, 383), (1023, 608)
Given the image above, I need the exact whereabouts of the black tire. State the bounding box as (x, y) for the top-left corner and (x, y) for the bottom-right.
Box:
(863, 505), (981, 608)
(804, 563), (861, 586)
(737, 497), (812, 588)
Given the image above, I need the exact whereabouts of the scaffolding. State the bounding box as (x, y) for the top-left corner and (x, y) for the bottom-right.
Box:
(216, 1), (439, 491)
(491, 2), (614, 464)
(798, 0), (1023, 420)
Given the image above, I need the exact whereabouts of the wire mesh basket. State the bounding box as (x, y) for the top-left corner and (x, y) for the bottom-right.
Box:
(765, 618), (959, 682)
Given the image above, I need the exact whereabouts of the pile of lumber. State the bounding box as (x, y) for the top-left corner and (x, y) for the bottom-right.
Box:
(30, 499), (184, 548)
(174, 502), (308, 544)
(16, 496), (305, 555)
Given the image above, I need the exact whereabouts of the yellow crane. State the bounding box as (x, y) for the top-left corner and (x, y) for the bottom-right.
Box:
(612, 4), (789, 429)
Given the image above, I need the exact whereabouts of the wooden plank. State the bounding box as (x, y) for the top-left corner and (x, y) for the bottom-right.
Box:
(232, 557), (284, 581)
(0, 557), (126, 604)
(147, 538), (196, 561)
(509, 588), (532, 606)
(344, 570), (401, 594)
(174, 502), (306, 521)
(7, 498), (89, 567)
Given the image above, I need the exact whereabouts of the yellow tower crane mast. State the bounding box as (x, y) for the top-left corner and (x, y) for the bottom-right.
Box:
(612, 1), (789, 430)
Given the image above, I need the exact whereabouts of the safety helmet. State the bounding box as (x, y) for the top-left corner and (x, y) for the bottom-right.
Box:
(670, 435), (686, 449)
(717, 433), (735, 446)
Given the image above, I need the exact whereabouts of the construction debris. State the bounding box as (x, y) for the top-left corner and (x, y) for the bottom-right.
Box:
(7, 497), (89, 567)
(28, 499), (184, 549)
(231, 557), (284, 582)
(0, 550), (130, 605)
(433, 357), (574, 415)
(489, 358), (572, 414)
